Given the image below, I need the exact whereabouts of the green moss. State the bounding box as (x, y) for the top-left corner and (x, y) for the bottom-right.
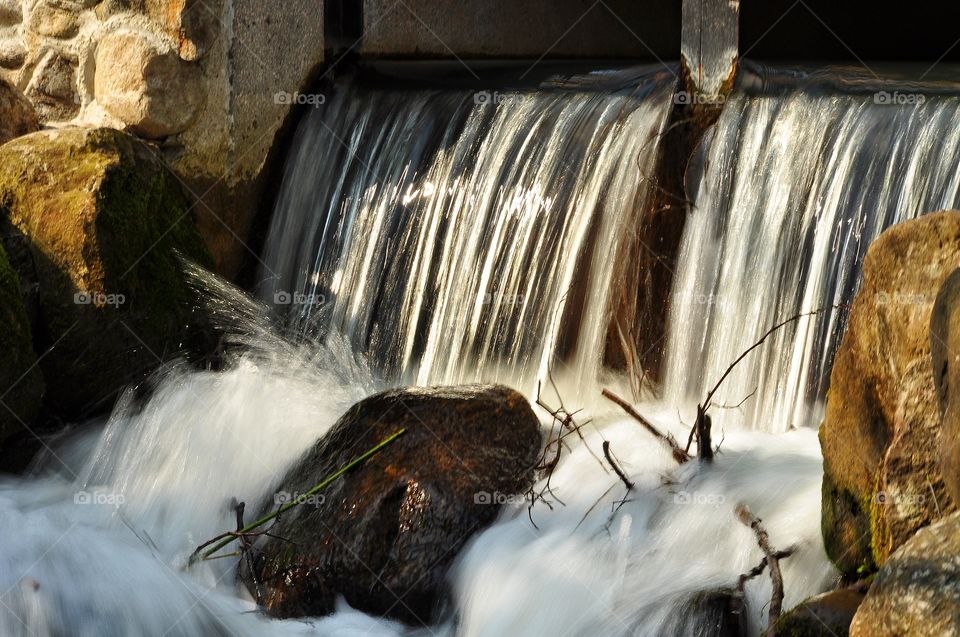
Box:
(821, 470), (877, 578)
(0, 127), (213, 417)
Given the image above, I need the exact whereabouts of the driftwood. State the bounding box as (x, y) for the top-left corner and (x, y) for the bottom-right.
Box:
(735, 503), (794, 636)
(602, 389), (691, 463)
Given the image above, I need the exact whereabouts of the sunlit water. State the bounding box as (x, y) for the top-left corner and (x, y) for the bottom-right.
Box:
(260, 67), (674, 396)
(664, 66), (960, 433)
(19, 66), (950, 635)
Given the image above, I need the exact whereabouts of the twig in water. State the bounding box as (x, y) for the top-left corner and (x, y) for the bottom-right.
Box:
(602, 441), (635, 492)
(690, 304), (845, 462)
(602, 389), (691, 463)
(735, 503), (794, 636)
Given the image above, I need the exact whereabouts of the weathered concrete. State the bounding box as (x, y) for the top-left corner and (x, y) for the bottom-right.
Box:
(360, 0), (680, 60)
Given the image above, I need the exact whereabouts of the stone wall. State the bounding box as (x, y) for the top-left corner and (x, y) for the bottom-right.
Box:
(0, 0), (325, 277)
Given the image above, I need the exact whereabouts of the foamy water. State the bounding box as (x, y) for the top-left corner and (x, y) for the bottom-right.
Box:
(0, 290), (834, 635)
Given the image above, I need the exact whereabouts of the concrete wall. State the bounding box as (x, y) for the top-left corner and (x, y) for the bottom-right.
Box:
(359, 0), (680, 60)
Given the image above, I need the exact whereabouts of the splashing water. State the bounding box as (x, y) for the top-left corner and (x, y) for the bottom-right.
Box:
(664, 66), (960, 433)
(18, 65), (956, 635)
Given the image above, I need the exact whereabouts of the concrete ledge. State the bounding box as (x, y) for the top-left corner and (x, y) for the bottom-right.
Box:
(359, 0), (680, 60)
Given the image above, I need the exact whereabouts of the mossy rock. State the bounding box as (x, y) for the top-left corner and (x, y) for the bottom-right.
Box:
(0, 127), (213, 418)
(820, 211), (960, 578)
(0, 242), (43, 442)
(775, 582), (868, 637)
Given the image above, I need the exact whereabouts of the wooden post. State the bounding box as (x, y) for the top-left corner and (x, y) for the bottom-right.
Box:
(681, 0), (739, 102)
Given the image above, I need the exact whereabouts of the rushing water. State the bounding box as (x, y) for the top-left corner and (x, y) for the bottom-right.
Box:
(664, 66), (960, 434)
(260, 67), (673, 395)
(16, 64), (960, 635)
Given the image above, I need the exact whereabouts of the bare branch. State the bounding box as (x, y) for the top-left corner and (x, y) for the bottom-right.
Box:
(602, 389), (691, 463)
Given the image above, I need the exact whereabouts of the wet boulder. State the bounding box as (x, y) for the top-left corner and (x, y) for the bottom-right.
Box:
(0, 127), (212, 418)
(240, 385), (542, 624)
(850, 511), (960, 636)
(820, 211), (960, 577)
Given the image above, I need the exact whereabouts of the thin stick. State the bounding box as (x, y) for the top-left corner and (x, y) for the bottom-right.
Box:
(602, 389), (691, 463)
(602, 441), (635, 491)
(703, 305), (843, 412)
(194, 428), (407, 562)
(736, 503), (790, 635)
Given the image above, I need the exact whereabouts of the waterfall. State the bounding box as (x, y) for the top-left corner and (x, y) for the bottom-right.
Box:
(260, 68), (674, 392)
(664, 67), (960, 433)
(13, 63), (960, 636)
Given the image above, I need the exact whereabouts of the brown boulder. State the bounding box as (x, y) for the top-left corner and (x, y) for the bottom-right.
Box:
(850, 511), (960, 637)
(94, 30), (204, 139)
(239, 385), (542, 624)
(0, 127), (212, 418)
(820, 211), (960, 577)
(932, 268), (960, 504)
(0, 78), (39, 144)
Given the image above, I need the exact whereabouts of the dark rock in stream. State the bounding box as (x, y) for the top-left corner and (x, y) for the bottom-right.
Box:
(652, 588), (744, 637)
(239, 384), (542, 624)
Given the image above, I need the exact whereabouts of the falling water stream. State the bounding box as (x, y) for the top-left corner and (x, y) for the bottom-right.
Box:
(4, 64), (958, 636)
(664, 64), (960, 434)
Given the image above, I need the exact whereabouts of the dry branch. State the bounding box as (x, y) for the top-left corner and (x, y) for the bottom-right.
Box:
(689, 304), (845, 462)
(735, 503), (793, 636)
(602, 441), (635, 492)
(602, 389), (691, 463)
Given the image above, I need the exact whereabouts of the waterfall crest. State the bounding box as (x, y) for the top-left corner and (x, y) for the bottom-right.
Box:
(261, 69), (675, 392)
(665, 68), (960, 432)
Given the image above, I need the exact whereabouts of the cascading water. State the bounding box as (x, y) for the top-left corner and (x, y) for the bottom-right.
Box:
(260, 67), (674, 393)
(13, 63), (958, 636)
(664, 65), (960, 433)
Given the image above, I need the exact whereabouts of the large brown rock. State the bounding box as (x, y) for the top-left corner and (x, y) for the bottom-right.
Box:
(932, 268), (960, 505)
(94, 30), (205, 139)
(239, 385), (542, 624)
(850, 511), (960, 637)
(820, 211), (960, 577)
(0, 127), (212, 418)
(0, 78), (39, 145)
